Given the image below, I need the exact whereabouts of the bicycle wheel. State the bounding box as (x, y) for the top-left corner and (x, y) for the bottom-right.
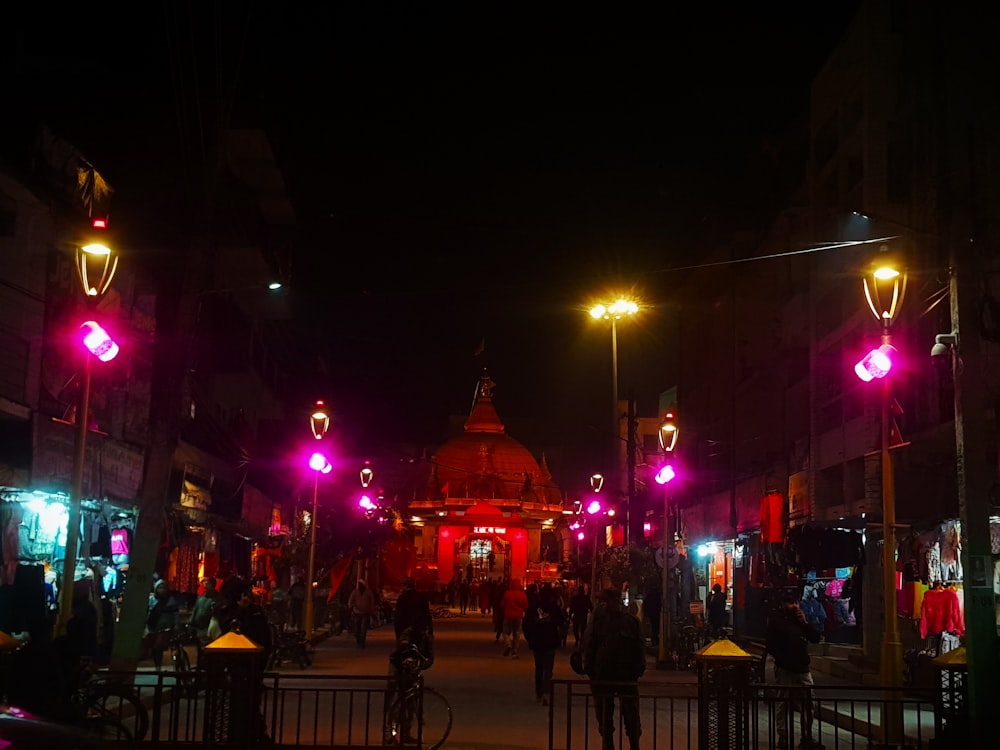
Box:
(384, 693), (414, 746)
(83, 684), (149, 742)
(416, 687), (452, 750)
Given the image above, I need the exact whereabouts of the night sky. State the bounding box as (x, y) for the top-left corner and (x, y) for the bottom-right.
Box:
(7, 3), (861, 489)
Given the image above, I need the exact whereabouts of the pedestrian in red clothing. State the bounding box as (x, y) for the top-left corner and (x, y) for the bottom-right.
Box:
(500, 578), (529, 658)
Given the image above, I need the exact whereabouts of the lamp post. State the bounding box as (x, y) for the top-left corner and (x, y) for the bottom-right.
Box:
(655, 409), (678, 668)
(57, 232), (120, 636)
(857, 246), (906, 743)
(304, 401), (331, 639)
(589, 298), (639, 544)
(588, 473), (605, 596)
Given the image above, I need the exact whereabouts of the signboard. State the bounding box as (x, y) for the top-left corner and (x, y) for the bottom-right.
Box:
(473, 526), (506, 535)
(788, 471), (809, 518)
(32, 416), (144, 501)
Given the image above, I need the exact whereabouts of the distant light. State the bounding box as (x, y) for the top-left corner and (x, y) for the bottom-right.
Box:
(586, 499), (602, 515)
(91, 217), (108, 229)
(268, 281), (283, 290)
(697, 543), (718, 557)
(577, 531), (585, 541)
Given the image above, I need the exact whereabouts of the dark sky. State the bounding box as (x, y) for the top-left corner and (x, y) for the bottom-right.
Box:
(8, 3), (861, 488)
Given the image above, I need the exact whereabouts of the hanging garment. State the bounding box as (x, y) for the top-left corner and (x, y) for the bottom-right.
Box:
(919, 586), (964, 638)
(759, 492), (786, 543)
(3, 503), (22, 585)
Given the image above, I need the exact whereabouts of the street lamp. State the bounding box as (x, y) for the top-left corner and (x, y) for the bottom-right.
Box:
(655, 408), (678, 669)
(858, 245), (906, 743)
(57, 230), (120, 636)
(304, 401), (331, 638)
(588, 473), (606, 596)
(360, 461), (374, 488)
(589, 298), (639, 544)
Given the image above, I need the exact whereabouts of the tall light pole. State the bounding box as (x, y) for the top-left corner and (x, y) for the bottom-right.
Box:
(856, 246), (906, 743)
(588, 473), (605, 597)
(655, 410), (678, 669)
(304, 401), (331, 639)
(57, 230), (120, 636)
(589, 298), (639, 545)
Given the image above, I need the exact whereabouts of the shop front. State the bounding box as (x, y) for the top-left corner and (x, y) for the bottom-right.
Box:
(0, 486), (138, 660)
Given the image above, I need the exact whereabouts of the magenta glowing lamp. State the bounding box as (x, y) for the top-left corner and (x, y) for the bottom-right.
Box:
(577, 531), (585, 542)
(586, 499), (602, 515)
(358, 494), (376, 511)
(309, 452), (332, 474)
(654, 464), (676, 485)
(855, 344), (897, 382)
(80, 321), (119, 362)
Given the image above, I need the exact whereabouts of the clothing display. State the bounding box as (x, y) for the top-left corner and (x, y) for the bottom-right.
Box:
(919, 585), (964, 638)
(759, 491), (786, 544)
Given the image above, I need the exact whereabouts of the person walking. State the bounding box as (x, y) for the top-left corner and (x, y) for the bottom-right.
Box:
(145, 580), (180, 669)
(191, 578), (220, 638)
(458, 577), (471, 615)
(569, 585), (593, 647)
(348, 580), (377, 648)
(707, 583), (728, 636)
(289, 577), (306, 631)
(765, 591), (825, 750)
(583, 588), (646, 750)
(523, 583), (566, 705)
(499, 578), (528, 658)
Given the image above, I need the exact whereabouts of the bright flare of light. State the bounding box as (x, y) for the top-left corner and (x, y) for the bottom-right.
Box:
(855, 344), (896, 382)
(589, 299), (639, 321)
(308, 452), (330, 473)
(654, 464), (676, 485)
(359, 495), (376, 511)
(268, 281), (283, 290)
(80, 321), (119, 362)
(586, 499), (602, 515)
(697, 543), (718, 557)
(577, 531), (585, 541)
(873, 266), (900, 281)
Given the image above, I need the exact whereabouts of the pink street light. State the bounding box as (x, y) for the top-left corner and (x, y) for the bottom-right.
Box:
(654, 464), (676, 485)
(855, 344), (897, 382)
(80, 321), (119, 362)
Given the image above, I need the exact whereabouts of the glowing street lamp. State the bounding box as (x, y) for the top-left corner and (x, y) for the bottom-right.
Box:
(310, 400), (330, 440)
(589, 297), (639, 544)
(360, 461), (374, 488)
(75, 218), (119, 298)
(57, 235), (121, 636)
(304, 401), (331, 639)
(859, 245), (907, 743)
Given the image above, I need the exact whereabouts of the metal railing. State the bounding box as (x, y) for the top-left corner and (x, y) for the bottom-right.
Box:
(547, 678), (939, 750)
(34, 669), (942, 749)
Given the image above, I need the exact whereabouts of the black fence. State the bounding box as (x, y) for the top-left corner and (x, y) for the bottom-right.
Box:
(4, 667), (947, 749)
(547, 678), (939, 750)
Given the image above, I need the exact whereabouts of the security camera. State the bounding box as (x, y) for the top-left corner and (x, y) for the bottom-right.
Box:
(931, 333), (957, 358)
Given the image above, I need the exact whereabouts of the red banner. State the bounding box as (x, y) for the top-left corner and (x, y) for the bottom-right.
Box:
(327, 554), (354, 601)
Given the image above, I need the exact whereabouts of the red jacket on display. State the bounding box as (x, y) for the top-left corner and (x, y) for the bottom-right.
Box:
(919, 585), (964, 638)
(760, 491), (786, 544)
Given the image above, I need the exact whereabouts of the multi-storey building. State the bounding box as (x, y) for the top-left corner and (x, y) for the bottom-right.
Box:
(674, 0), (1000, 688)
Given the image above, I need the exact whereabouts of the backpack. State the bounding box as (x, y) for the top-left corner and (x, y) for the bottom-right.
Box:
(588, 610), (646, 681)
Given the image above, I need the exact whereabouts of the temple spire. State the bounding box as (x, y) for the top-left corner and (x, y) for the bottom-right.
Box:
(465, 369), (505, 433)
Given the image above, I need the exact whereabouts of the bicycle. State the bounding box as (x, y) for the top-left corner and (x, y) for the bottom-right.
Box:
(69, 662), (149, 745)
(384, 643), (452, 749)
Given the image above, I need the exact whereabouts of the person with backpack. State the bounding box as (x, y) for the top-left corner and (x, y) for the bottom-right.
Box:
(583, 588), (646, 750)
(523, 582), (567, 705)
